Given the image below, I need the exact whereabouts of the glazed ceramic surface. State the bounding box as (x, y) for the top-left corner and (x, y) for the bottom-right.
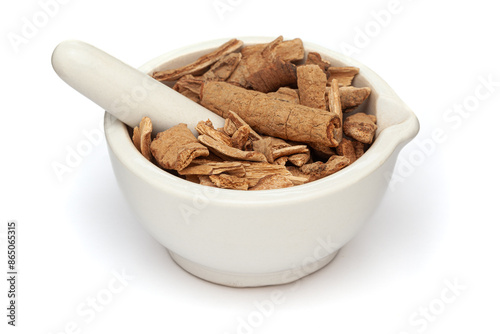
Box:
(104, 37), (419, 287)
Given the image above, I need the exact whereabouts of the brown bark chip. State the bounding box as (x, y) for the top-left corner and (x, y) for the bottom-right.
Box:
(173, 74), (203, 96)
(132, 117), (153, 161)
(343, 113), (378, 144)
(271, 145), (309, 161)
(202, 52), (242, 81)
(250, 174), (294, 190)
(339, 86), (371, 110)
(223, 118), (238, 136)
(287, 152), (310, 167)
(252, 137), (290, 163)
(230, 125), (251, 150)
(209, 174), (249, 190)
(243, 162), (295, 187)
(297, 65), (327, 110)
(306, 52), (330, 73)
(201, 81), (338, 147)
(328, 79), (343, 144)
(195, 120), (232, 146)
(247, 59), (297, 93)
(299, 155), (350, 181)
(178, 161), (246, 177)
(152, 39), (243, 81)
(336, 138), (357, 164)
(226, 110), (262, 141)
(273, 38), (305, 62)
(150, 124), (210, 171)
(327, 67), (360, 87)
(228, 37), (304, 88)
(198, 135), (268, 162)
(199, 175), (217, 187)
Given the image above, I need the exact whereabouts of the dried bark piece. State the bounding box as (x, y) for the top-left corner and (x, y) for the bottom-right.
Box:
(223, 118), (238, 136)
(250, 174), (294, 190)
(247, 59), (297, 93)
(209, 174), (249, 190)
(132, 127), (140, 149)
(201, 82), (339, 147)
(199, 175), (217, 187)
(327, 67), (360, 87)
(267, 87), (300, 104)
(132, 117), (153, 161)
(297, 65), (327, 110)
(198, 135), (267, 162)
(252, 137), (290, 163)
(243, 162), (294, 187)
(188, 154), (224, 165)
(306, 52), (330, 73)
(336, 138), (357, 164)
(286, 165), (311, 179)
(196, 120), (232, 146)
(230, 125), (251, 150)
(184, 175), (200, 184)
(260, 36), (284, 61)
(343, 113), (377, 144)
(228, 37), (304, 88)
(274, 156), (288, 165)
(173, 74), (203, 95)
(339, 86), (371, 110)
(152, 38), (243, 81)
(150, 124), (209, 171)
(227, 110), (262, 141)
(299, 155), (350, 181)
(353, 141), (366, 159)
(309, 143), (336, 161)
(202, 52), (242, 81)
(273, 38), (305, 62)
(271, 145), (309, 161)
(328, 79), (343, 144)
(287, 152), (310, 167)
(178, 161), (246, 177)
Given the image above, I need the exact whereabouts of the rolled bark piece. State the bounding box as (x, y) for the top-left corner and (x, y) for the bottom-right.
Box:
(200, 81), (339, 147)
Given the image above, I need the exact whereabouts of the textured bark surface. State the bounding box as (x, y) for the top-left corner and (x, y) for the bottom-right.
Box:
(201, 81), (338, 147)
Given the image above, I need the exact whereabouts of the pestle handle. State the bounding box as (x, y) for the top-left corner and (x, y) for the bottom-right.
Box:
(51, 40), (224, 134)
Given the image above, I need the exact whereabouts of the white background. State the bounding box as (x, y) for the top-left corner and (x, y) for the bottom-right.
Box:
(1, 0), (499, 333)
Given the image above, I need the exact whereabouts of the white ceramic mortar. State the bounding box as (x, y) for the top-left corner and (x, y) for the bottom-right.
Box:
(103, 37), (419, 287)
